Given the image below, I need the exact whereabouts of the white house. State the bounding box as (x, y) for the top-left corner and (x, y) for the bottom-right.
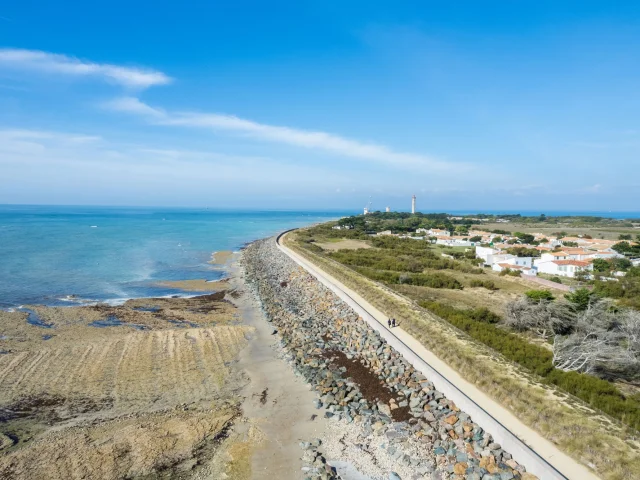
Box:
(429, 228), (451, 237)
(506, 256), (534, 268)
(475, 246), (526, 266)
(539, 251), (571, 262)
(436, 236), (473, 247)
(534, 259), (593, 278)
(475, 246), (498, 264)
(492, 263), (537, 276)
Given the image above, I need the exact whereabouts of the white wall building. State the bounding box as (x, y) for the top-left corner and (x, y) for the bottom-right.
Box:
(492, 263), (537, 276)
(429, 228), (451, 237)
(534, 259), (593, 278)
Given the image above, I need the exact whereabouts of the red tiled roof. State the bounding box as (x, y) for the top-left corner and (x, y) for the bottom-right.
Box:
(552, 260), (591, 267)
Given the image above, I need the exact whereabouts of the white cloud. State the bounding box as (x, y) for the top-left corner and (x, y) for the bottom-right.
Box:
(102, 96), (166, 117)
(0, 127), (358, 205)
(0, 48), (171, 89)
(104, 96), (467, 172)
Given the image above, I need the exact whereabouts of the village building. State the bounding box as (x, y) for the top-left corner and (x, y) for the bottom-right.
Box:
(534, 259), (593, 278)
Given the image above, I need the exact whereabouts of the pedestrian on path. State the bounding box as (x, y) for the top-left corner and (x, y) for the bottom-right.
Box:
(392, 318), (396, 328)
(388, 318), (392, 328)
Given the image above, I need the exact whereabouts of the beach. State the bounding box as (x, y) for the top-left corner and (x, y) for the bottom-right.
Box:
(0, 244), (327, 479)
(1, 230), (547, 480)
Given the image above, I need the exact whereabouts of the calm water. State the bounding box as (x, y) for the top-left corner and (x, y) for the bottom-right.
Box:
(0, 205), (349, 308)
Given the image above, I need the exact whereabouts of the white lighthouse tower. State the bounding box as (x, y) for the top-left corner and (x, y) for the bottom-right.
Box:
(411, 195), (416, 214)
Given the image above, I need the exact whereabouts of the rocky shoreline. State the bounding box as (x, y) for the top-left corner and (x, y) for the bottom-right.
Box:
(243, 237), (536, 480)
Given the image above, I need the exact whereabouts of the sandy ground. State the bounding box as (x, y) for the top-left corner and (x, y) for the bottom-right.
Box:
(228, 262), (327, 480)
(0, 252), (331, 480)
(211, 251), (235, 265)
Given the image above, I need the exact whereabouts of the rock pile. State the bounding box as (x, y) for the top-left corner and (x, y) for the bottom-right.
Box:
(243, 238), (536, 480)
(300, 438), (340, 480)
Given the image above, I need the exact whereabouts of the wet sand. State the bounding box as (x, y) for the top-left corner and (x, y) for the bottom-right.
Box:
(159, 279), (231, 291)
(210, 250), (234, 265)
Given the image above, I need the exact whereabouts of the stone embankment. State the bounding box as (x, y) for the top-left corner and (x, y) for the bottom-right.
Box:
(244, 238), (537, 480)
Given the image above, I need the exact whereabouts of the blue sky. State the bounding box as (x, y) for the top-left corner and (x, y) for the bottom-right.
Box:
(1, 1), (639, 211)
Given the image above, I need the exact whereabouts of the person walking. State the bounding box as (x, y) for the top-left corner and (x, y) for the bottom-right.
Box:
(387, 318), (392, 328)
(392, 318), (396, 328)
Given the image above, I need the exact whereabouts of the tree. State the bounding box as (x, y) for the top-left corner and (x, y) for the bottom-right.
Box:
(504, 296), (574, 339)
(552, 301), (638, 375)
(506, 246), (540, 257)
(611, 257), (632, 272)
(592, 258), (610, 273)
(469, 235), (482, 242)
(619, 234), (633, 240)
(514, 232), (535, 244)
(492, 236), (503, 243)
(562, 241), (579, 247)
(565, 288), (596, 311)
(613, 241), (632, 255)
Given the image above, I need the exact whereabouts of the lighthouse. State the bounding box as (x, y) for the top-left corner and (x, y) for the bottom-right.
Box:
(411, 195), (416, 214)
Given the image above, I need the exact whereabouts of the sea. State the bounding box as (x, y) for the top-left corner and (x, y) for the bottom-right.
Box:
(0, 205), (350, 309)
(1, 205), (637, 309)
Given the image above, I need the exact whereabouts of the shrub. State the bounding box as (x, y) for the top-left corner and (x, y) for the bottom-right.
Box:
(470, 279), (498, 291)
(550, 276), (563, 284)
(525, 289), (555, 302)
(500, 268), (521, 277)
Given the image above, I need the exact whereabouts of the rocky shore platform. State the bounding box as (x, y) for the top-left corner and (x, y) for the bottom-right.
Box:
(243, 238), (537, 480)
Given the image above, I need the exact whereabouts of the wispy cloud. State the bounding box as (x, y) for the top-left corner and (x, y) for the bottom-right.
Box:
(104, 96), (466, 172)
(0, 49), (171, 89)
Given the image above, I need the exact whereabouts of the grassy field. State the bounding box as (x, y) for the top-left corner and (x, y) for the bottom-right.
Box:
(480, 221), (640, 240)
(286, 228), (640, 480)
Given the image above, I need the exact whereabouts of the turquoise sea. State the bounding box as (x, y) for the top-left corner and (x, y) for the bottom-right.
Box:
(0, 205), (349, 308)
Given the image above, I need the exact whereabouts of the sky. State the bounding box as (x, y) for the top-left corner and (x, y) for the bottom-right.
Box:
(1, 1), (639, 212)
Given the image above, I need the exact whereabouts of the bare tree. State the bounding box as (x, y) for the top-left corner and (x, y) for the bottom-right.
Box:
(619, 309), (640, 357)
(504, 297), (574, 340)
(552, 300), (638, 375)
